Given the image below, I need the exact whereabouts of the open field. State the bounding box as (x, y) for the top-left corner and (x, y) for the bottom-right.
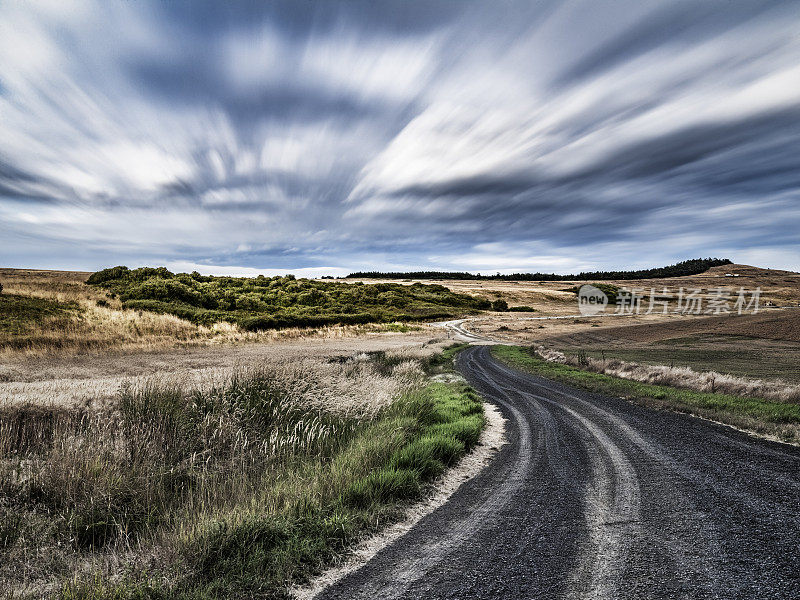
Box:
(0, 269), (433, 358)
(345, 263), (800, 310)
(559, 335), (800, 384)
(540, 309), (800, 384)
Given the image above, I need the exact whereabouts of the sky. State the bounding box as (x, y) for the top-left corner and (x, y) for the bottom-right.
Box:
(1, 0), (799, 276)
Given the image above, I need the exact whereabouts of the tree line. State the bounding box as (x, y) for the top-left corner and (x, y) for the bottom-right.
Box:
(346, 258), (733, 282)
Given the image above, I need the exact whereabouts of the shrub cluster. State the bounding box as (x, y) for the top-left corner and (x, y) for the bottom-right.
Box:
(565, 282), (620, 304)
(86, 266), (491, 329)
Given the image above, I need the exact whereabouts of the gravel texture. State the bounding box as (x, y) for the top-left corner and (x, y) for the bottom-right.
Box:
(318, 345), (800, 599)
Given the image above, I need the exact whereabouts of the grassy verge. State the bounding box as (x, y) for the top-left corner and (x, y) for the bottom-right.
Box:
(1, 349), (482, 599)
(491, 345), (800, 443)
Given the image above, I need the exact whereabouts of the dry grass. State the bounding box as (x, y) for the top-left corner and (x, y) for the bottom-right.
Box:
(494, 345), (800, 443)
(0, 335), (446, 413)
(0, 348), (440, 597)
(0, 269), (428, 359)
(536, 346), (800, 403)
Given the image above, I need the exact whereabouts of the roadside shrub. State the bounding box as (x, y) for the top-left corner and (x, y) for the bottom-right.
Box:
(508, 305), (535, 312)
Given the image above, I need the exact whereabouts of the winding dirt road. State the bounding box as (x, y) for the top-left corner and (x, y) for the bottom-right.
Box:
(318, 345), (800, 599)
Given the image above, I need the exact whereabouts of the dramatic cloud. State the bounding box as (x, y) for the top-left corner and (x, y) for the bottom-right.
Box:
(1, 0), (799, 274)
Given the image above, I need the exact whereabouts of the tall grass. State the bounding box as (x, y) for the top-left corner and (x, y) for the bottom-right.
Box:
(0, 349), (482, 598)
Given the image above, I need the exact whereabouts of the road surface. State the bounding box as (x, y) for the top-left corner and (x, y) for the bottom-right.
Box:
(318, 346), (800, 599)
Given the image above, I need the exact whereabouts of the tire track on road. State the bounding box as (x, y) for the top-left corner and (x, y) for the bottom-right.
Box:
(318, 346), (800, 600)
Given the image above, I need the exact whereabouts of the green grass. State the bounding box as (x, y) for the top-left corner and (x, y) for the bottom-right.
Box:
(491, 345), (800, 443)
(0, 293), (80, 335)
(422, 342), (470, 374)
(379, 322), (423, 333)
(2, 348), (482, 599)
(85, 266), (491, 330)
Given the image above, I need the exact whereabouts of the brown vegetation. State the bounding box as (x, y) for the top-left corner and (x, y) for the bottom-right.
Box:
(0, 346), (482, 598)
(536, 346), (800, 403)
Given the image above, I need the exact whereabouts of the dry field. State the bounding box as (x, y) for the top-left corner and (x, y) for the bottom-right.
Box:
(0, 268), (430, 359)
(0, 333), (448, 411)
(0, 341), (486, 598)
(534, 308), (800, 384)
(346, 263), (800, 311)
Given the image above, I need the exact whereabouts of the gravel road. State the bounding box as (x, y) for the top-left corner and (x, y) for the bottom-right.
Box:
(318, 345), (800, 599)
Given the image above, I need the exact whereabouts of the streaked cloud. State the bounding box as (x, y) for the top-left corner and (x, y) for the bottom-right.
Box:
(2, 0), (799, 273)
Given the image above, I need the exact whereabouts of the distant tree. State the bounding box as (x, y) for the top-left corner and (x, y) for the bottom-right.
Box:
(0, 281), (3, 294)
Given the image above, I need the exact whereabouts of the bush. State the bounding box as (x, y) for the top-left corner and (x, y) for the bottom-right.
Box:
(566, 283), (619, 304)
(491, 299), (508, 311)
(123, 279), (201, 305)
(86, 266), (493, 331)
(86, 266), (129, 285)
